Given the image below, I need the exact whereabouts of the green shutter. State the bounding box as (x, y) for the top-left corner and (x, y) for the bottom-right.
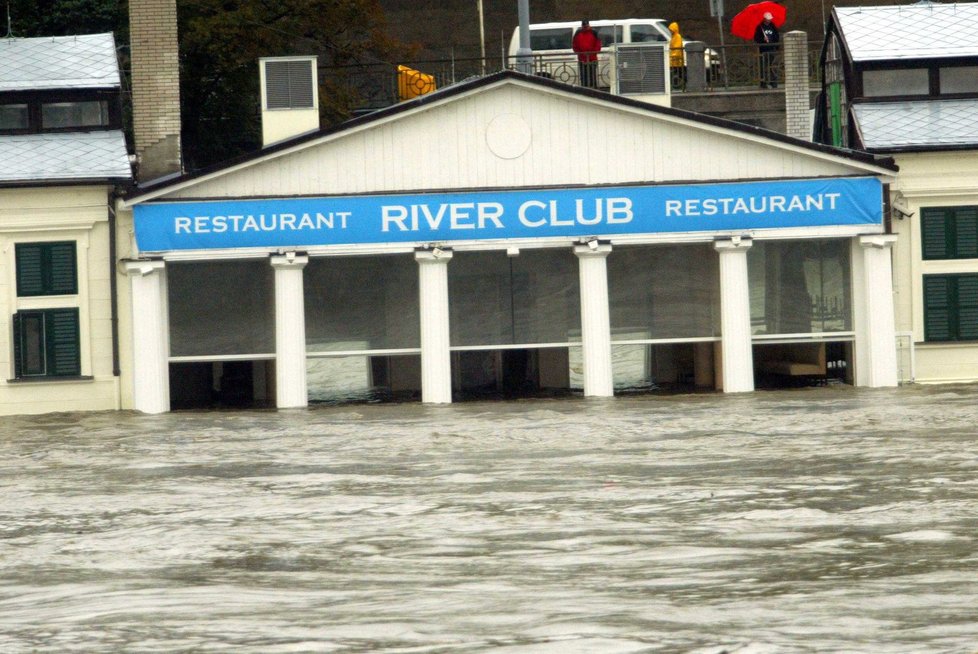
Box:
(921, 207), (978, 260)
(954, 208), (978, 259)
(15, 244), (45, 296)
(12, 312), (23, 377)
(956, 275), (978, 340)
(924, 276), (952, 341)
(48, 242), (78, 295)
(47, 309), (81, 376)
(15, 241), (77, 296)
(829, 82), (843, 148)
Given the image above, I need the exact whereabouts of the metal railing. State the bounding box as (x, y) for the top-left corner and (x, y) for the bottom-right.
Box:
(323, 42), (823, 113)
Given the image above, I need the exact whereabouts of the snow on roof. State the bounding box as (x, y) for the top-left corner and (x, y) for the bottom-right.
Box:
(0, 131), (131, 183)
(835, 3), (978, 61)
(852, 99), (978, 150)
(0, 33), (120, 91)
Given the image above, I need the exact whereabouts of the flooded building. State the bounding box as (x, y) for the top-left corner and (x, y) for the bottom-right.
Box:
(816, 2), (978, 383)
(118, 68), (900, 412)
(0, 33), (131, 415)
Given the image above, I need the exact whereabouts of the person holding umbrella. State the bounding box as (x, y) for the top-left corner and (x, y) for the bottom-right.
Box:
(754, 11), (781, 88)
(730, 2), (787, 89)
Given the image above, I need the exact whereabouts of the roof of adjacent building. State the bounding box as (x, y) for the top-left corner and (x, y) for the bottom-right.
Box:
(852, 98), (978, 151)
(0, 131), (131, 184)
(835, 2), (978, 61)
(0, 32), (120, 91)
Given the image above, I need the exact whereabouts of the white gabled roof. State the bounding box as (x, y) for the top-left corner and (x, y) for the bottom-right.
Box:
(0, 33), (120, 91)
(0, 131), (131, 183)
(124, 72), (894, 205)
(835, 3), (978, 61)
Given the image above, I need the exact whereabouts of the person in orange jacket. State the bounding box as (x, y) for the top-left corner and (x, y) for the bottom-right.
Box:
(669, 22), (686, 90)
(572, 19), (602, 89)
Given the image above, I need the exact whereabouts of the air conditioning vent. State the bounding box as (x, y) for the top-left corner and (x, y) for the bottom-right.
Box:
(264, 59), (316, 109)
(616, 44), (667, 95)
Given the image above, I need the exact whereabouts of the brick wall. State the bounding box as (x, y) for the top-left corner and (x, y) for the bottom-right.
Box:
(128, 0), (182, 181)
(784, 31), (812, 141)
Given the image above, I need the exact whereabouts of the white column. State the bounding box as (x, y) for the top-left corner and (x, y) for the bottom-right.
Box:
(854, 235), (899, 387)
(271, 253), (309, 408)
(416, 248), (453, 404)
(125, 259), (170, 414)
(574, 243), (614, 397)
(715, 238), (755, 393)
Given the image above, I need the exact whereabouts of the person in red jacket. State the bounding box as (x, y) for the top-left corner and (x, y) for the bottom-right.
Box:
(572, 19), (602, 89)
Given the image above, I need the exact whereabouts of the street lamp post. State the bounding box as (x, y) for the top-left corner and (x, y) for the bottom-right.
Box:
(478, 0), (486, 74)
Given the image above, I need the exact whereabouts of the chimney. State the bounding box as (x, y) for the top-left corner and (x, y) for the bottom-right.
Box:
(260, 56), (320, 147)
(783, 31), (812, 141)
(129, 0), (183, 181)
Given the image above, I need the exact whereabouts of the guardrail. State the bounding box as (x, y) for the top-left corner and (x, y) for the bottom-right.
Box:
(322, 42), (823, 112)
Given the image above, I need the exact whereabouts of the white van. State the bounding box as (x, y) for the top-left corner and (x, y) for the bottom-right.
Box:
(508, 19), (673, 55)
(507, 19), (714, 88)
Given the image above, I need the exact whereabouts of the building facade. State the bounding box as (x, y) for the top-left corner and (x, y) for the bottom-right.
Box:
(118, 72), (900, 412)
(0, 33), (131, 415)
(816, 3), (978, 383)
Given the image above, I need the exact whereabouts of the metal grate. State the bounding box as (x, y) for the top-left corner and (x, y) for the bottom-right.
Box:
(615, 44), (667, 95)
(264, 60), (315, 109)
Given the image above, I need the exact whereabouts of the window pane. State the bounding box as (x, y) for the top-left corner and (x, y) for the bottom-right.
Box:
(863, 69), (929, 96)
(530, 28), (573, 50)
(608, 244), (720, 340)
(168, 260), (275, 356)
(305, 254), (419, 352)
(940, 66), (978, 94)
(450, 249), (580, 347)
(0, 104), (28, 129)
(41, 101), (109, 128)
(594, 25), (623, 46)
(749, 239), (852, 335)
(21, 313), (46, 376)
(630, 24), (667, 43)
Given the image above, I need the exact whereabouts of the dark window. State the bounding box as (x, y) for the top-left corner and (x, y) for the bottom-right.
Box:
(921, 206), (978, 260)
(863, 68), (929, 97)
(940, 66), (978, 94)
(40, 100), (110, 128)
(529, 28), (573, 51)
(13, 308), (81, 378)
(924, 274), (978, 342)
(594, 25), (624, 46)
(15, 242), (78, 296)
(0, 103), (28, 130)
(629, 23), (667, 43)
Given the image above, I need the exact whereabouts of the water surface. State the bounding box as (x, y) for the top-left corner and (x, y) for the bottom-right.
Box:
(2, 386), (977, 652)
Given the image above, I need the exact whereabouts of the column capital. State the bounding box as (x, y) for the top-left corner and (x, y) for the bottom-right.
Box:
(123, 258), (165, 277)
(858, 234), (898, 250)
(573, 242), (612, 258)
(270, 252), (309, 269)
(714, 237), (753, 252)
(415, 247), (453, 263)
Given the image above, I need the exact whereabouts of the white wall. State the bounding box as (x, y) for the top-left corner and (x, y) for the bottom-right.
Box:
(169, 81), (879, 201)
(0, 186), (119, 415)
(890, 150), (978, 383)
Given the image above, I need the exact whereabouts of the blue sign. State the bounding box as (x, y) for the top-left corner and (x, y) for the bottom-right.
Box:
(132, 177), (883, 252)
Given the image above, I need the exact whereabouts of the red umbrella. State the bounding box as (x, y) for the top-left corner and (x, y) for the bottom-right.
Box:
(730, 1), (787, 40)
